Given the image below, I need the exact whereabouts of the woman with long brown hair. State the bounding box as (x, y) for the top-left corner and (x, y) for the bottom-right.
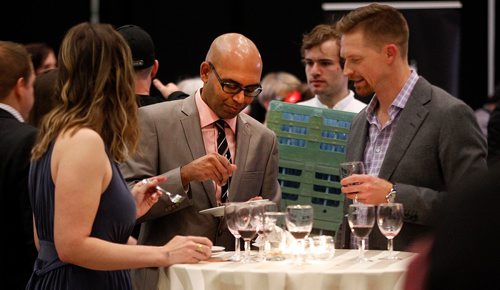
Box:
(27, 22), (212, 290)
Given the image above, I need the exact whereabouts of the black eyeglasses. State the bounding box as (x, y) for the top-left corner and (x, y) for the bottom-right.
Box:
(208, 62), (262, 97)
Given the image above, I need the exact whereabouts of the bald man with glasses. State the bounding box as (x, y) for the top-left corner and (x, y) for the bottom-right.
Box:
(120, 33), (281, 290)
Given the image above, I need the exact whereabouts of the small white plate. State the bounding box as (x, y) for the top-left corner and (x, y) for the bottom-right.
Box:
(212, 246), (225, 252)
(199, 206), (225, 217)
(198, 199), (271, 217)
(248, 199), (269, 204)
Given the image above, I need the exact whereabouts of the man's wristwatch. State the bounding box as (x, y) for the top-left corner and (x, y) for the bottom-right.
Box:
(385, 184), (397, 203)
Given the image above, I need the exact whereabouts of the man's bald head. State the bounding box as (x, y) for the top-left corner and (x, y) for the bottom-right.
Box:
(199, 33), (263, 119)
(205, 33), (262, 72)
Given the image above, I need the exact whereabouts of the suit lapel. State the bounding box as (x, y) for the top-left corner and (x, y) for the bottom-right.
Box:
(379, 78), (431, 180)
(179, 97), (218, 208)
(229, 115), (250, 201)
(347, 112), (370, 161)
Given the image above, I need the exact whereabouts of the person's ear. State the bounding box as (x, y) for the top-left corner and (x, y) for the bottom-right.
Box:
(385, 44), (398, 64)
(200, 62), (210, 83)
(14, 77), (27, 99)
(151, 60), (159, 78)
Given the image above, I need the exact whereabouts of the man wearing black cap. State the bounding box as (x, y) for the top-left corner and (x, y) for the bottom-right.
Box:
(117, 24), (187, 107)
(117, 25), (189, 240)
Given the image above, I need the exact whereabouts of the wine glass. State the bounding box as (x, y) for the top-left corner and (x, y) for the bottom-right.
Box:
(377, 203), (404, 260)
(347, 203), (375, 262)
(339, 161), (366, 204)
(234, 203), (259, 263)
(340, 161), (367, 249)
(285, 205), (314, 265)
(255, 201), (278, 261)
(224, 202), (244, 261)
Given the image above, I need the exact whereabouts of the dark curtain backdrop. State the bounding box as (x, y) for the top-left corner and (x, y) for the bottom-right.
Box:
(98, 0), (323, 86)
(0, 0), (89, 55)
(0, 0), (492, 109)
(404, 9), (461, 99)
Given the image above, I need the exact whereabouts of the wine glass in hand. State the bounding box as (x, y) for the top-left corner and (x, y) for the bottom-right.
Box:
(285, 205), (314, 265)
(339, 161), (365, 204)
(377, 203), (404, 260)
(348, 203), (375, 262)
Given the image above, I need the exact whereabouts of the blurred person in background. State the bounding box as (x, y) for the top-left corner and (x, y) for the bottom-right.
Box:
(24, 42), (57, 75)
(0, 40), (38, 290)
(28, 68), (58, 128)
(475, 83), (500, 137)
(117, 24), (190, 240)
(487, 84), (500, 166)
(403, 162), (500, 290)
(177, 76), (204, 97)
(117, 24), (188, 107)
(246, 71), (303, 124)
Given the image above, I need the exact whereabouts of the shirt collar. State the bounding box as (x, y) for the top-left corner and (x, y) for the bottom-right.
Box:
(195, 90), (237, 133)
(334, 90), (356, 110)
(365, 70), (419, 122)
(309, 90), (356, 109)
(0, 103), (24, 122)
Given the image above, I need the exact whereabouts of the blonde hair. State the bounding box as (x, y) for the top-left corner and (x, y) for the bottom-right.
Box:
(32, 22), (138, 163)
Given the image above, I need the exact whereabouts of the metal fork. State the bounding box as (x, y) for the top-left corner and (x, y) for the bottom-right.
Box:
(155, 186), (185, 204)
(140, 179), (185, 204)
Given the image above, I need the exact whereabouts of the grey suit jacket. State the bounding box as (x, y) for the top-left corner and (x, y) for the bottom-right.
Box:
(119, 96), (281, 290)
(337, 77), (487, 251)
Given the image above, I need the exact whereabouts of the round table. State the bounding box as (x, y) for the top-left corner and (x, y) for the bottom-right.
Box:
(158, 249), (417, 290)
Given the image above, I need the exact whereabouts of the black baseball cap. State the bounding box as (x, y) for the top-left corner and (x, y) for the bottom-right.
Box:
(116, 24), (155, 69)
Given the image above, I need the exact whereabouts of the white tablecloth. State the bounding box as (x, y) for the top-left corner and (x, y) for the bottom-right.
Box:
(158, 249), (417, 290)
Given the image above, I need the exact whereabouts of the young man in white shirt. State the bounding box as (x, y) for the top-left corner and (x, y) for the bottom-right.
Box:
(298, 24), (367, 113)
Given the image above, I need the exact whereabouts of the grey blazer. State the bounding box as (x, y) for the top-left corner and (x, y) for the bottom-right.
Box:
(119, 96), (281, 290)
(337, 77), (487, 251)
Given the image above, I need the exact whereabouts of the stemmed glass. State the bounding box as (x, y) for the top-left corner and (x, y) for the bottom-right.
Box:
(255, 201), (278, 261)
(339, 161), (366, 204)
(285, 205), (314, 265)
(377, 203), (404, 260)
(347, 203), (375, 262)
(234, 203), (259, 263)
(224, 202), (244, 261)
(340, 161), (367, 249)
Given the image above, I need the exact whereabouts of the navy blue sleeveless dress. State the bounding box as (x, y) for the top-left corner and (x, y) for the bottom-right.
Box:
(26, 143), (137, 290)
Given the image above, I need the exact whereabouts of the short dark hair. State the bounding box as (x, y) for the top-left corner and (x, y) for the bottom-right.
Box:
(0, 41), (33, 99)
(24, 42), (54, 71)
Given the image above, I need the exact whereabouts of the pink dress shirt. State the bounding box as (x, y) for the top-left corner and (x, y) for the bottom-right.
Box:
(195, 90), (236, 203)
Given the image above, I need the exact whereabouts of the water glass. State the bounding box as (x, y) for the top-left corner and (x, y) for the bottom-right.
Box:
(263, 211), (287, 261)
(309, 235), (335, 260)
